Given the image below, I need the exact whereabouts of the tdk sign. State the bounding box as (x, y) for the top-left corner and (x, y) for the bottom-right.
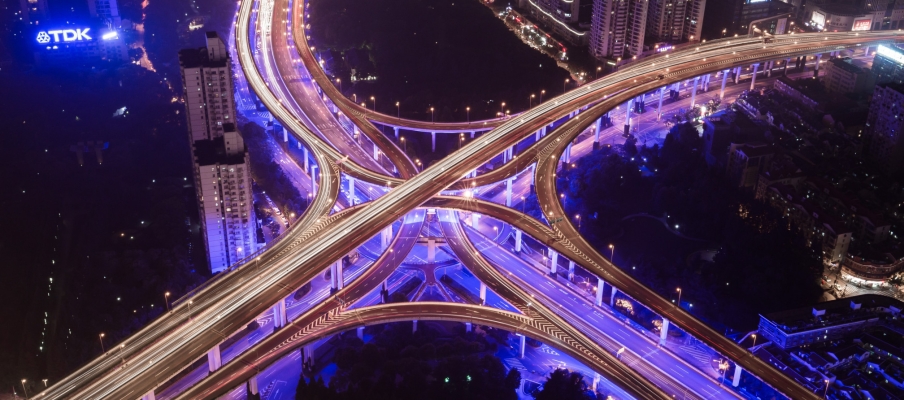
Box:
(36, 28), (92, 44)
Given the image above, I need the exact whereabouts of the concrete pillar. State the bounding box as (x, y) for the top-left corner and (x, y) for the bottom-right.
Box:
(431, 132), (436, 152)
(610, 287), (618, 307)
(357, 326), (364, 340)
(303, 344), (315, 364)
(381, 280), (389, 304)
(207, 344), (222, 372)
(720, 69), (729, 100)
(733, 67), (741, 84)
(732, 364), (743, 387)
(594, 117), (603, 146)
(592, 373), (601, 391)
(311, 165), (318, 186)
(297, 140), (301, 149)
(567, 261), (575, 280)
(749, 63), (760, 91)
(624, 99), (633, 133)
(331, 261), (343, 291)
(347, 176), (355, 200)
(470, 131), (475, 139)
(514, 229), (522, 253)
(141, 391), (156, 400)
(564, 142), (572, 163)
(549, 250), (558, 275)
(393, 126), (399, 138)
(519, 334), (526, 358)
(248, 374), (259, 395)
(381, 225), (392, 250)
(766, 60), (773, 77)
(596, 278), (604, 307)
(412, 320), (418, 333)
(657, 87), (666, 120)
(427, 239), (436, 263)
(815, 54), (823, 71)
(690, 76), (699, 108)
(465, 322), (472, 332)
(272, 298), (287, 329)
(471, 212), (480, 228)
(784, 58), (791, 75)
(505, 178), (513, 207)
(303, 147), (309, 172)
(479, 282), (487, 304)
(373, 146), (379, 161)
(659, 318), (670, 345)
(283, 130), (288, 142)
(703, 73), (710, 91)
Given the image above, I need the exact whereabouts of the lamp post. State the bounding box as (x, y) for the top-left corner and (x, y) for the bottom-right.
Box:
(21, 379), (28, 400)
(352, 93), (356, 103)
(400, 137), (406, 153)
(370, 96), (376, 113)
(459, 133), (464, 150)
(466, 106), (470, 123)
(164, 292), (170, 312)
(751, 333), (757, 347)
(676, 288), (682, 308)
(596, 66), (601, 79)
(575, 214), (581, 230)
(530, 94), (535, 109)
(119, 344), (125, 365)
(396, 101), (400, 120)
(99, 333), (105, 353)
(500, 102), (505, 116)
(361, 102), (367, 117)
(188, 300), (193, 321)
(430, 107), (434, 123)
(521, 196), (526, 213)
(564, 79), (569, 93)
(608, 244), (614, 263)
(823, 379), (830, 398)
(42, 379), (47, 388)
(335, 78), (341, 92)
(540, 90), (545, 103)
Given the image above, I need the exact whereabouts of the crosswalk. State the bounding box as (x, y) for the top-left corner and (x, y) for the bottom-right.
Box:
(503, 358), (526, 371)
(679, 344), (713, 365)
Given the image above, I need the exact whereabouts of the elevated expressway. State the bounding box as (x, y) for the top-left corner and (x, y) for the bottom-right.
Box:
(36, 4), (904, 397)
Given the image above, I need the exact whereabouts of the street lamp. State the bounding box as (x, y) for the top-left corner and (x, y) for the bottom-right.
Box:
(500, 102), (505, 116)
(596, 66), (601, 79)
(99, 333), (105, 353)
(823, 379), (830, 398)
(352, 93), (356, 103)
(119, 344), (125, 364)
(540, 90), (545, 103)
(608, 244), (614, 263)
(42, 379), (47, 388)
(530, 94), (535, 109)
(400, 137), (406, 152)
(164, 292), (170, 312)
(21, 379), (28, 400)
(751, 333), (757, 347)
(335, 78), (341, 92)
(430, 107), (435, 123)
(396, 101), (400, 120)
(564, 79), (569, 93)
(459, 133), (464, 150)
(575, 214), (581, 230)
(676, 288), (682, 307)
(188, 300), (193, 321)
(466, 106), (470, 123)
(521, 196), (526, 213)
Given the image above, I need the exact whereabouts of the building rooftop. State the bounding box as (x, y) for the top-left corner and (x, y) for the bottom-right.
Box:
(178, 46), (227, 69)
(193, 125), (246, 166)
(761, 295), (903, 335)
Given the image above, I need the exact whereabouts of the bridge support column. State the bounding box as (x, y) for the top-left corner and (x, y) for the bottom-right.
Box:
(568, 261), (575, 280)
(563, 142), (572, 164)
(594, 117), (603, 148)
(347, 176), (355, 200)
(766, 60), (773, 77)
(814, 54), (823, 71)
(733, 67), (741, 84)
(592, 373), (601, 391)
(381, 226), (392, 250)
(596, 278), (604, 307)
(373, 146), (379, 161)
(549, 249), (558, 275)
(207, 344), (222, 372)
(471, 131), (475, 139)
(393, 126), (399, 138)
(303, 344), (316, 365)
(732, 364), (743, 387)
(272, 298), (287, 329)
(749, 63), (760, 91)
(311, 165), (318, 188)
(357, 326), (364, 340)
(505, 178), (513, 207)
(427, 239), (436, 263)
(657, 87), (666, 121)
(141, 391), (156, 400)
(720, 69), (729, 100)
(659, 318), (670, 345)
(514, 229), (522, 253)
(284, 129), (288, 142)
(412, 320), (418, 333)
(784, 58), (791, 75)
(518, 334), (526, 358)
(703, 73), (711, 91)
(471, 212), (480, 228)
(479, 282), (487, 305)
(248, 374), (259, 396)
(610, 287), (618, 307)
(624, 99), (633, 134)
(331, 260), (344, 291)
(465, 322), (472, 332)
(431, 132), (436, 152)
(303, 147), (309, 172)
(690, 76), (699, 108)
(381, 280), (389, 303)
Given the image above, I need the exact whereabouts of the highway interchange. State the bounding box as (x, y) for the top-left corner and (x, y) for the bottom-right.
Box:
(32, 0), (904, 398)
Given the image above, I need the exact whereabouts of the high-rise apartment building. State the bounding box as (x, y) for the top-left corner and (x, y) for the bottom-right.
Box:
(521, 0), (590, 45)
(865, 82), (904, 172)
(88, 0), (122, 29)
(647, 0), (706, 43)
(589, 0), (648, 61)
(19, 0), (49, 25)
(179, 32), (256, 273)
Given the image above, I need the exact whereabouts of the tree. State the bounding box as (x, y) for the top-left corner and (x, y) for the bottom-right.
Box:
(533, 369), (594, 400)
(504, 369), (522, 391)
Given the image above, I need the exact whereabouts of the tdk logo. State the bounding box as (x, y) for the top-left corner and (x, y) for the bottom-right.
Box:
(36, 28), (92, 44)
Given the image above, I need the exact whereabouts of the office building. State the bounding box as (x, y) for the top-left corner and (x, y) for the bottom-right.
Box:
(647, 0), (706, 44)
(589, 0), (648, 61)
(33, 23), (129, 68)
(873, 44), (904, 85)
(864, 82), (904, 172)
(180, 32), (256, 273)
(88, 0), (122, 29)
(732, 0), (794, 34)
(19, 0), (49, 25)
(823, 57), (875, 94)
(803, 0), (904, 32)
